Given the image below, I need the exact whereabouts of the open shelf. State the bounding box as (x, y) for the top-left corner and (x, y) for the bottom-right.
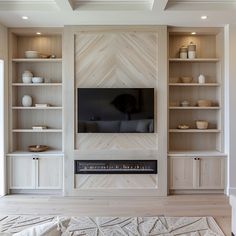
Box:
(168, 150), (226, 157)
(169, 129), (220, 133)
(169, 83), (220, 87)
(169, 58), (219, 62)
(12, 58), (62, 63)
(7, 150), (64, 156)
(12, 83), (62, 87)
(9, 31), (63, 153)
(169, 106), (220, 110)
(12, 106), (62, 110)
(12, 129), (62, 133)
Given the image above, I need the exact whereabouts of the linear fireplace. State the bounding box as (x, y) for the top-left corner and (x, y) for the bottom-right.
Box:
(74, 160), (157, 174)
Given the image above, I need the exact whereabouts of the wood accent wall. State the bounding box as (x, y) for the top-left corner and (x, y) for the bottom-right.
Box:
(75, 30), (158, 150)
(63, 26), (168, 196)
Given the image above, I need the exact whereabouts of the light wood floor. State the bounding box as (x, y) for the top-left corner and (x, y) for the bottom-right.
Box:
(0, 194), (231, 235)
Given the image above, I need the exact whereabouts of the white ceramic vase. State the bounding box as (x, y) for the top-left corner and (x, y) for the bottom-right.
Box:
(22, 70), (33, 83)
(22, 95), (32, 107)
(198, 74), (206, 84)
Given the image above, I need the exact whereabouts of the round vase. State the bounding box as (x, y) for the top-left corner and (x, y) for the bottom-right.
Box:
(22, 70), (33, 83)
(22, 95), (32, 107)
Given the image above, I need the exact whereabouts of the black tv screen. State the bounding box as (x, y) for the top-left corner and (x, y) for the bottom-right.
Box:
(78, 88), (154, 133)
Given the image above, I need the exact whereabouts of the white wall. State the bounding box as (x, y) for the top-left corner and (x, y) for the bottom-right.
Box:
(0, 23), (8, 196)
(225, 24), (236, 234)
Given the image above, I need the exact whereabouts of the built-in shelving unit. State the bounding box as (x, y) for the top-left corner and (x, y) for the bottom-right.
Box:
(168, 27), (224, 153)
(168, 27), (226, 193)
(8, 29), (63, 153)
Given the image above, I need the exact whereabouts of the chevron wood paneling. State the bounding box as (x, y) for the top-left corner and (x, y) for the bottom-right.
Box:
(76, 133), (157, 150)
(75, 174), (157, 189)
(75, 32), (157, 88)
(75, 30), (158, 150)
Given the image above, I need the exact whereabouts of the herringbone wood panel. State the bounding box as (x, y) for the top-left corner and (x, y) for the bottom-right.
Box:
(75, 31), (158, 150)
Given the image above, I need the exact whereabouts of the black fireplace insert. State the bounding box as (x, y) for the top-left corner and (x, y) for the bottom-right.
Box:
(74, 160), (157, 174)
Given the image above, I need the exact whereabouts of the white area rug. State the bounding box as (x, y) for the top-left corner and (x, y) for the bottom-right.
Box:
(0, 216), (225, 236)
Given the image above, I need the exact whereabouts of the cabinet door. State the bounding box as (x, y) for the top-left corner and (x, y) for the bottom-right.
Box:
(9, 156), (35, 189)
(36, 157), (63, 189)
(198, 157), (225, 189)
(169, 157), (195, 189)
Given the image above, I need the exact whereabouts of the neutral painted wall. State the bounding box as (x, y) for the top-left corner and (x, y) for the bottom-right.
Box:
(0, 23), (8, 196)
(225, 24), (236, 234)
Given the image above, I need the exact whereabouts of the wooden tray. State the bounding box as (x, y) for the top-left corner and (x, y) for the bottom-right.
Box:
(28, 145), (49, 152)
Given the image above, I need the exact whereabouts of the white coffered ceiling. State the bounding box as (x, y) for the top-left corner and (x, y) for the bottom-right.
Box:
(0, 0), (236, 27)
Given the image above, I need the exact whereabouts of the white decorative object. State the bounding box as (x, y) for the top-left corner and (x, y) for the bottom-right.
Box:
(24, 51), (39, 58)
(196, 120), (209, 129)
(22, 95), (32, 107)
(35, 104), (50, 107)
(181, 101), (190, 107)
(198, 74), (206, 84)
(32, 77), (44, 83)
(22, 70), (33, 83)
(188, 42), (196, 59)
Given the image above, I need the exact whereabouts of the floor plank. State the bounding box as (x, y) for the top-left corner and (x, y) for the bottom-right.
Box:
(0, 194), (231, 235)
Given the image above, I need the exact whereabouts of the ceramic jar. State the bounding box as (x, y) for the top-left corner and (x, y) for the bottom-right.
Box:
(188, 42), (196, 59)
(22, 95), (32, 107)
(22, 70), (33, 83)
(198, 74), (206, 84)
(179, 46), (188, 59)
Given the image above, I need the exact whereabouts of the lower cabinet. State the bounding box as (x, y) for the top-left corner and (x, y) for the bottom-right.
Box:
(169, 156), (225, 190)
(8, 155), (63, 190)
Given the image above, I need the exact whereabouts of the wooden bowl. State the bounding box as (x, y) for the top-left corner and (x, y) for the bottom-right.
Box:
(196, 120), (208, 129)
(28, 145), (49, 152)
(197, 100), (212, 107)
(180, 77), (193, 83)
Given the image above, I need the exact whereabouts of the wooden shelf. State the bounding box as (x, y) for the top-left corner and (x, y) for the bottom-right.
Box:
(169, 83), (220, 87)
(169, 106), (220, 110)
(12, 58), (62, 63)
(12, 83), (62, 87)
(168, 150), (227, 157)
(7, 150), (64, 156)
(169, 129), (220, 133)
(12, 129), (62, 133)
(12, 106), (62, 110)
(169, 58), (219, 62)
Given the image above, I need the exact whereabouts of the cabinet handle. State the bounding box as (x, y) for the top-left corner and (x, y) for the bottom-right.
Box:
(33, 158), (35, 160)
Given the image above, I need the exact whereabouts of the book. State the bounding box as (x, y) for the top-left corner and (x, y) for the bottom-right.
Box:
(35, 104), (50, 107)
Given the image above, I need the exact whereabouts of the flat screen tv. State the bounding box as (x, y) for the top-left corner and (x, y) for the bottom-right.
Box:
(77, 88), (154, 133)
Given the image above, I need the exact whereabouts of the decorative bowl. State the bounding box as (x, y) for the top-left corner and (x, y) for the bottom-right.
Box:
(28, 145), (49, 152)
(24, 51), (39, 58)
(197, 100), (212, 107)
(178, 124), (190, 129)
(181, 100), (190, 107)
(32, 77), (44, 83)
(180, 77), (193, 83)
(196, 120), (208, 129)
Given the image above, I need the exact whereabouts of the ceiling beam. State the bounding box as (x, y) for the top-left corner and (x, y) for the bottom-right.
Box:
(152, 0), (168, 11)
(54, 0), (74, 11)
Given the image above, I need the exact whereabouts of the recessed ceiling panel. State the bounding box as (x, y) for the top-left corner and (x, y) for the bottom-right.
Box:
(73, 0), (154, 10)
(166, 0), (236, 10)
